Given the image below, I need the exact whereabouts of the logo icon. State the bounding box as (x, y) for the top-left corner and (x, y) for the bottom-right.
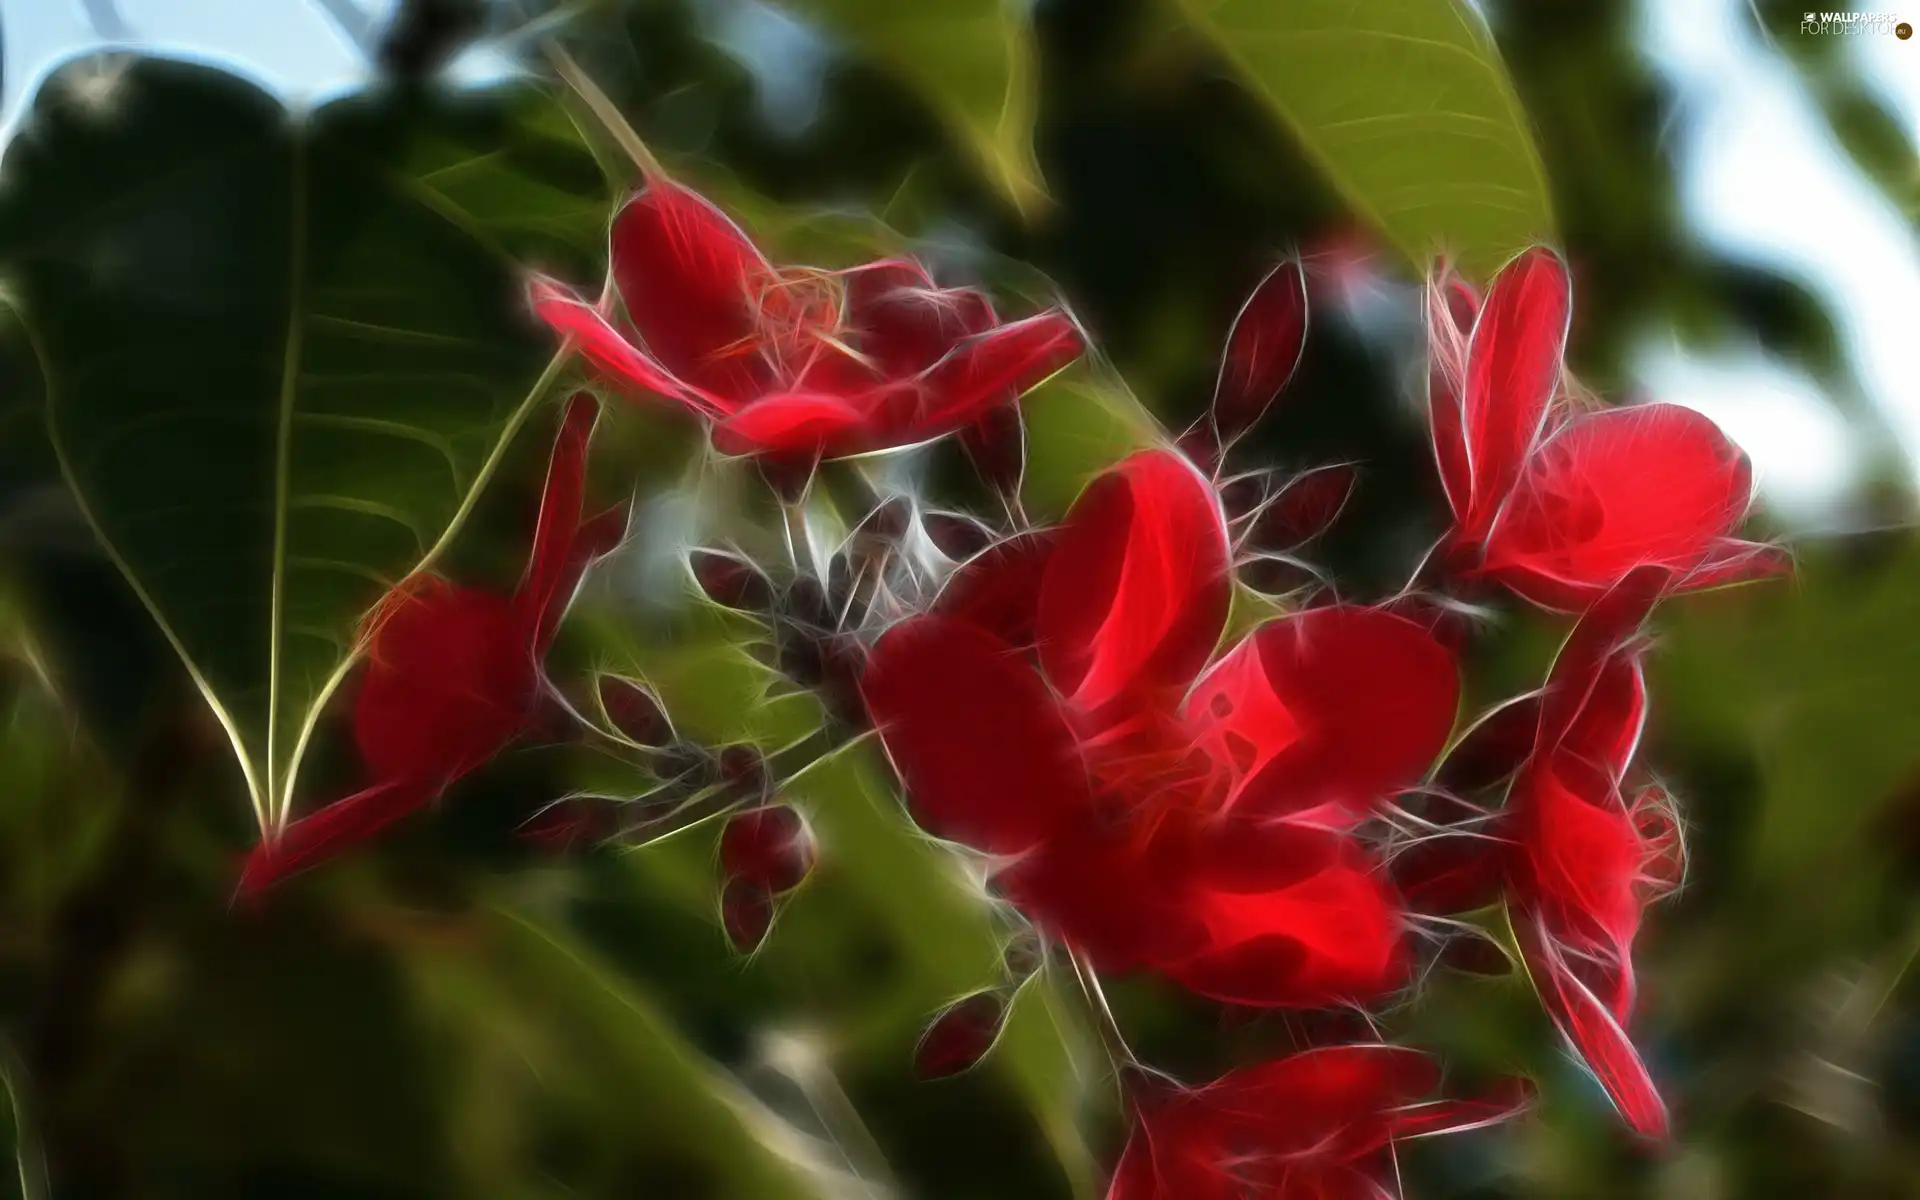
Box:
(1899, 20), (1913, 37)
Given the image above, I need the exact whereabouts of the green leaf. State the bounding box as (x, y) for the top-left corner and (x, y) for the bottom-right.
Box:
(1173, 0), (1554, 276)
(767, 0), (1045, 212)
(0, 59), (611, 827)
(1020, 369), (1162, 521)
(407, 902), (834, 1199)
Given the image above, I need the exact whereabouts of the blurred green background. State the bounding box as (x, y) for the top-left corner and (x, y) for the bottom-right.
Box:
(4, 0), (1920, 1196)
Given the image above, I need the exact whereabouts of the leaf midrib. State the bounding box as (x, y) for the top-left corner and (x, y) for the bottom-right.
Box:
(265, 131), (310, 832)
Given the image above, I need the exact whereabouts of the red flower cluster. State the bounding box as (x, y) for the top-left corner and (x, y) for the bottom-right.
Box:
(530, 179), (1083, 463)
(239, 170), (1785, 1198)
(238, 394), (624, 896)
(864, 448), (1455, 1008)
(858, 243), (1782, 1193)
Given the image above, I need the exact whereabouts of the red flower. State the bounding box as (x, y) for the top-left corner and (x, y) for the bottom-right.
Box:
(1504, 567), (1682, 1138)
(530, 179), (1083, 461)
(1393, 566), (1680, 1137)
(1426, 249), (1785, 611)
(1107, 1045), (1530, 1200)
(862, 449), (1461, 1006)
(238, 395), (625, 896)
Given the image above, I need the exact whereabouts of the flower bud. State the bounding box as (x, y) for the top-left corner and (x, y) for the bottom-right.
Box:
(721, 803), (814, 894)
(914, 991), (1006, 1079)
(722, 877), (775, 953)
(596, 674), (673, 746)
(690, 549), (775, 613)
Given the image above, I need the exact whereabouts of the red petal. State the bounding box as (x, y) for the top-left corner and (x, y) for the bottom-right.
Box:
(842, 259), (994, 379)
(862, 616), (1093, 854)
(1104, 1118), (1237, 1200)
(1037, 450), (1232, 714)
(1427, 270), (1473, 522)
(1459, 247), (1569, 539)
(517, 393), (599, 649)
(933, 528), (1058, 650)
(237, 777), (437, 897)
(1109, 1047), (1442, 1200)
(914, 991), (1007, 1079)
(353, 578), (535, 784)
(1517, 911), (1670, 1138)
(1206, 1044), (1440, 1159)
(1180, 631), (1305, 811)
(1536, 565), (1667, 758)
(1559, 656), (1647, 781)
(1194, 607), (1458, 818)
(1211, 261), (1308, 445)
(1484, 404), (1755, 608)
(529, 277), (719, 414)
(612, 181), (776, 407)
(909, 311), (1083, 432)
(1291, 1167), (1397, 1200)
(996, 821), (1201, 971)
(1512, 757), (1645, 953)
(1170, 841), (1407, 1008)
(711, 391), (870, 457)
(720, 804), (815, 894)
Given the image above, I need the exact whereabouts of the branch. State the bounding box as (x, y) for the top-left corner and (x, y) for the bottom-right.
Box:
(309, 0), (378, 57)
(78, 0), (130, 40)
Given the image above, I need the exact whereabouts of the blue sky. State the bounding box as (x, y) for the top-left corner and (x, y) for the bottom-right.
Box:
(3, 0), (1916, 528)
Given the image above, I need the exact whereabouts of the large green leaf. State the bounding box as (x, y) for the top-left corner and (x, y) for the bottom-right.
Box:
(1174, 0), (1554, 275)
(767, 0), (1045, 212)
(0, 58), (611, 827)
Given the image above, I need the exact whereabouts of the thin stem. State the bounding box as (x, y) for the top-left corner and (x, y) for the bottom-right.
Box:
(1062, 947), (1138, 1076)
(780, 496), (810, 575)
(0, 1041), (49, 1200)
(541, 39), (664, 182)
(763, 1038), (899, 1195)
(1851, 901), (1920, 1031)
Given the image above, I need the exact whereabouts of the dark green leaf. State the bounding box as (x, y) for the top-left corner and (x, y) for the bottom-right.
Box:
(0, 59), (611, 827)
